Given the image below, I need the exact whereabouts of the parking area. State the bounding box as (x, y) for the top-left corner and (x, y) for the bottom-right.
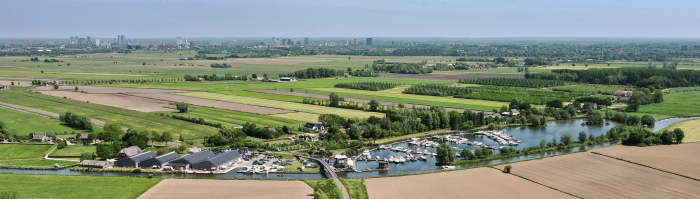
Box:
(236, 151), (319, 173)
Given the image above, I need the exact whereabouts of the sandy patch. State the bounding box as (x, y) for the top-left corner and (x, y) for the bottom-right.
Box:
(137, 179), (314, 199)
(37, 91), (175, 112)
(495, 152), (700, 198)
(63, 72), (151, 77)
(591, 143), (700, 179)
(383, 73), (524, 80)
(365, 167), (573, 199)
(131, 93), (292, 115)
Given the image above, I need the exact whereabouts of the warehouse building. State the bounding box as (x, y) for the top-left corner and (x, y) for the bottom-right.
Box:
(139, 152), (181, 168)
(165, 150), (215, 171)
(191, 150), (242, 171)
(114, 151), (156, 168)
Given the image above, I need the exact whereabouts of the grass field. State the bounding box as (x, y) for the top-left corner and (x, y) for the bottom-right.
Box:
(0, 159), (77, 169)
(50, 145), (96, 157)
(0, 144), (54, 160)
(659, 119), (700, 143)
(305, 179), (342, 199)
(638, 89), (700, 117)
(339, 178), (369, 199)
(0, 173), (162, 199)
(158, 105), (304, 128)
(175, 92), (385, 119)
(306, 87), (507, 111)
(269, 112), (321, 123)
(0, 105), (86, 136)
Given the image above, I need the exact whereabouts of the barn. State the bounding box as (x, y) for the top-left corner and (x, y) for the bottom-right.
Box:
(139, 152), (181, 168)
(114, 151), (156, 168)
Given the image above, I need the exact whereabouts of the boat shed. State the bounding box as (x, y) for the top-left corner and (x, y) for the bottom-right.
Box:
(114, 151), (156, 168)
(139, 152), (181, 168)
(191, 150), (242, 171)
(165, 150), (215, 171)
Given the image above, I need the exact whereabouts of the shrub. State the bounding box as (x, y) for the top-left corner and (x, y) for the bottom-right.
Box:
(132, 169), (142, 173)
(504, 165), (512, 173)
(174, 102), (189, 113)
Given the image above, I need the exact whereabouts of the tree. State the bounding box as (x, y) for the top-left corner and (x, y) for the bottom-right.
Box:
(328, 92), (344, 107)
(100, 123), (123, 142)
(95, 143), (113, 159)
(660, 130), (674, 145)
(504, 165), (512, 173)
(161, 131), (173, 147)
(80, 152), (94, 161)
(653, 92), (664, 103)
(436, 143), (456, 164)
(57, 139), (67, 149)
(348, 124), (361, 140)
(282, 126), (290, 134)
(318, 114), (346, 127)
(546, 99), (563, 108)
(587, 110), (604, 125)
(461, 149), (475, 160)
(252, 74), (258, 78)
(552, 135), (558, 146)
(10, 82), (14, 86)
(561, 133), (574, 145)
(175, 102), (189, 113)
(482, 148), (493, 157)
(641, 115), (655, 126)
(674, 128), (684, 143)
(53, 84), (59, 89)
(150, 131), (161, 146)
(627, 115), (641, 126)
(368, 100), (381, 112)
(179, 134), (184, 142)
(578, 131), (587, 143)
(474, 148), (483, 157)
(156, 148), (170, 155)
(75, 86), (79, 91)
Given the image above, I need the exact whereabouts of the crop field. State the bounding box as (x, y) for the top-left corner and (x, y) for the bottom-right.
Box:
(365, 167), (573, 199)
(306, 87), (507, 111)
(638, 89), (700, 117)
(50, 145), (96, 157)
(175, 92), (386, 119)
(37, 91), (176, 112)
(159, 105), (303, 127)
(138, 179), (313, 199)
(382, 72), (524, 80)
(0, 105), (85, 136)
(592, 143), (700, 179)
(268, 112), (321, 123)
(0, 173), (162, 199)
(132, 93), (292, 115)
(495, 152), (700, 198)
(0, 144), (53, 160)
(659, 119), (700, 142)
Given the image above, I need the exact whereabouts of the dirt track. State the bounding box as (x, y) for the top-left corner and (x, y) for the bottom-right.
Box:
(495, 152), (700, 198)
(592, 143), (700, 180)
(36, 91), (175, 112)
(365, 167), (574, 199)
(137, 179), (314, 199)
(383, 73), (524, 80)
(130, 93), (293, 115)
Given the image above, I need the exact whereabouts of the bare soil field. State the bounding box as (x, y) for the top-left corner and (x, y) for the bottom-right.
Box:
(63, 72), (151, 77)
(37, 91), (175, 112)
(0, 81), (31, 86)
(591, 143), (700, 179)
(131, 93), (293, 115)
(32, 86), (189, 94)
(383, 73), (524, 80)
(251, 89), (469, 113)
(138, 179), (314, 199)
(365, 167), (573, 199)
(495, 152), (700, 199)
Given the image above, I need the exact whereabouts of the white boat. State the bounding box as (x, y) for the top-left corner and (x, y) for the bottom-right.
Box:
(389, 156), (395, 162)
(362, 150), (371, 157)
(398, 156), (406, 163)
(419, 156), (427, 161)
(376, 156), (381, 160)
(441, 166), (455, 170)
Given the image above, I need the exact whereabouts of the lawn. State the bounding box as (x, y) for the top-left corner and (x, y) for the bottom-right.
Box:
(0, 144), (54, 160)
(282, 161), (321, 173)
(660, 119), (700, 143)
(339, 178), (369, 199)
(305, 179), (342, 199)
(638, 89), (700, 117)
(269, 112), (321, 123)
(175, 92), (385, 119)
(307, 87), (507, 111)
(0, 173), (162, 199)
(0, 106), (85, 137)
(50, 145), (96, 157)
(0, 159), (78, 169)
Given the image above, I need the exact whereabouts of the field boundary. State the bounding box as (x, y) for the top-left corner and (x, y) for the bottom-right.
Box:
(590, 151), (700, 182)
(489, 167), (582, 198)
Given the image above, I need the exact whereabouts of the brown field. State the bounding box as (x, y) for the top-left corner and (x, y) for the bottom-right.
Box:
(251, 89), (468, 113)
(0, 80), (31, 86)
(33, 86), (189, 94)
(495, 152), (700, 198)
(137, 179), (314, 199)
(383, 73), (524, 80)
(591, 143), (700, 180)
(63, 72), (151, 77)
(37, 91), (175, 112)
(131, 93), (293, 115)
(365, 167), (574, 199)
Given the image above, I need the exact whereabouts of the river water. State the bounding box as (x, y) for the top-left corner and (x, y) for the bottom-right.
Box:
(1, 117), (694, 179)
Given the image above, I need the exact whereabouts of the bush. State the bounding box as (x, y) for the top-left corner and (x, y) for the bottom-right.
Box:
(504, 165), (512, 173)
(641, 115), (655, 126)
(0, 191), (19, 199)
(132, 169), (142, 173)
(174, 102), (189, 113)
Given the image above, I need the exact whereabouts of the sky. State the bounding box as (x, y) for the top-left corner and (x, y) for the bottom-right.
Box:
(1, 0), (699, 38)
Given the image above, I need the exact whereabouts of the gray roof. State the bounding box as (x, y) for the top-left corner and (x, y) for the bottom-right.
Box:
(33, 133), (48, 140)
(154, 152), (181, 163)
(168, 150), (215, 165)
(192, 150), (241, 169)
(118, 146), (143, 157)
(130, 151), (156, 162)
(80, 160), (111, 166)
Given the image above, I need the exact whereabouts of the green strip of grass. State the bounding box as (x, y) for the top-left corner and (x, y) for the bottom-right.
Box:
(305, 179), (342, 199)
(339, 178), (369, 199)
(0, 173), (162, 199)
(157, 105), (304, 128)
(0, 106), (87, 137)
(50, 145), (96, 157)
(0, 159), (78, 169)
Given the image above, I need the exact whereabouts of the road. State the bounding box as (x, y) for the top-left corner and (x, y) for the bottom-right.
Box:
(301, 156), (349, 199)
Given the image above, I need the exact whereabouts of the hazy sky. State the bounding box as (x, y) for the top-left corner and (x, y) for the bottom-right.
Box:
(2, 0), (699, 38)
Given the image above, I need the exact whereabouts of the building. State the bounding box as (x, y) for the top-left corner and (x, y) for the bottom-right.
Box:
(166, 150), (215, 170)
(510, 109), (521, 116)
(95, 39), (100, 46)
(139, 152), (181, 168)
(116, 146), (144, 160)
(392, 41), (395, 45)
(114, 151), (156, 168)
(32, 133), (52, 142)
(378, 161), (389, 169)
(191, 150), (242, 171)
(304, 123), (325, 130)
(614, 90), (633, 97)
(333, 154), (348, 168)
(117, 35), (126, 44)
(299, 133), (319, 142)
(279, 77), (297, 82)
(79, 160), (113, 169)
(354, 39), (359, 44)
(366, 38), (373, 45)
(304, 38), (309, 46)
(176, 37), (183, 45)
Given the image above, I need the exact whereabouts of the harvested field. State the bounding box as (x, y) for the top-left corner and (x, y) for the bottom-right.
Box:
(365, 167), (573, 199)
(37, 91), (175, 112)
(383, 73), (524, 80)
(592, 143), (700, 180)
(495, 152), (700, 199)
(131, 93), (292, 115)
(252, 89), (469, 113)
(660, 119), (700, 142)
(138, 179), (314, 199)
(32, 86), (189, 94)
(0, 80), (31, 86)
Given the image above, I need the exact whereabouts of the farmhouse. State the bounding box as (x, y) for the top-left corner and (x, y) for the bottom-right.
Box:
(191, 150), (242, 171)
(116, 146), (144, 160)
(614, 90), (633, 97)
(298, 133), (319, 142)
(166, 150), (215, 170)
(114, 151), (156, 168)
(139, 151), (181, 168)
(32, 133), (52, 142)
(279, 77), (297, 82)
(79, 160), (113, 169)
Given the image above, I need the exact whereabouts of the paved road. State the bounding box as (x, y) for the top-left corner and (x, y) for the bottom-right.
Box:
(302, 156), (349, 199)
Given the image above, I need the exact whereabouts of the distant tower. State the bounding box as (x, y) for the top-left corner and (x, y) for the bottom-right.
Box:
(354, 39), (359, 44)
(392, 41), (395, 45)
(366, 38), (373, 46)
(95, 39), (100, 46)
(304, 38), (309, 45)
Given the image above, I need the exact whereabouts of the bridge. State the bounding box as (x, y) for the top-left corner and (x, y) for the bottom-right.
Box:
(299, 155), (349, 199)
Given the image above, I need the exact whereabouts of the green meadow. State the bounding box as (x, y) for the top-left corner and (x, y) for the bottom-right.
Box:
(0, 173), (162, 199)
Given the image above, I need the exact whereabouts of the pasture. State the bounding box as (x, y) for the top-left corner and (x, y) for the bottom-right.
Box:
(0, 144), (53, 160)
(638, 89), (700, 117)
(0, 159), (77, 169)
(0, 105), (83, 136)
(592, 143), (700, 180)
(138, 179), (313, 199)
(50, 145), (96, 157)
(0, 173), (162, 199)
(159, 105), (303, 127)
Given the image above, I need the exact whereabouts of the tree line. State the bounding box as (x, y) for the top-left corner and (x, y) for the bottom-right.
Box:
(279, 68), (345, 79)
(403, 84), (473, 97)
(59, 112), (93, 132)
(334, 82), (401, 91)
(526, 67), (700, 89)
(458, 78), (571, 88)
(210, 63), (232, 68)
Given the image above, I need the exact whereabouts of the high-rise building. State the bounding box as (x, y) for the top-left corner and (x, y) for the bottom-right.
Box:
(304, 38), (309, 45)
(117, 35), (126, 44)
(176, 37), (183, 45)
(366, 38), (373, 45)
(354, 39), (359, 44)
(95, 39), (100, 46)
(392, 41), (395, 45)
